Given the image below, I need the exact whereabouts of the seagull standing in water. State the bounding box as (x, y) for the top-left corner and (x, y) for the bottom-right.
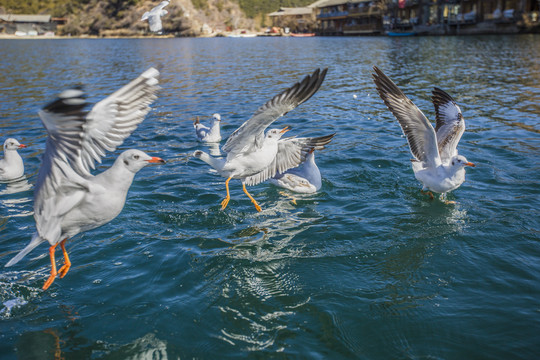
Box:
(5, 68), (164, 290)
(194, 113), (222, 142)
(372, 66), (475, 202)
(193, 68), (334, 212)
(141, 1), (169, 33)
(0, 138), (27, 181)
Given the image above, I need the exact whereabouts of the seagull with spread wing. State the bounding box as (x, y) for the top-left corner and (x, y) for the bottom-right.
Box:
(141, 1), (169, 33)
(372, 66), (475, 201)
(5, 68), (165, 290)
(0, 138), (27, 181)
(193, 68), (334, 212)
(269, 148), (325, 194)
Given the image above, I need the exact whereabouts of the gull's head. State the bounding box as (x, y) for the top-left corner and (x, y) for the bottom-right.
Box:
(193, 150), (204, 158)
(120, 149), (165, 173)
(212, 113), (221, 123)
(451, 155), (475, 169)
(266, 126), (290, 140)
(4, 138), (26, 151)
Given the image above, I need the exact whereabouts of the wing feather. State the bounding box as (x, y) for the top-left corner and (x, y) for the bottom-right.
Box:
(432, 87), (465, 163)
(372, 66), (441, 168)
(222, 68), (328, 156)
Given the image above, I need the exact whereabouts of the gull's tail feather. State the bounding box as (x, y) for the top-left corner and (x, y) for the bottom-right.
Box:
(5, 234), (45, 267)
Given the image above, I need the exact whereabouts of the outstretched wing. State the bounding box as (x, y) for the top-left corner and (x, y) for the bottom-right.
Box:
(74, 67), (160, 175)
(432, 87), (465, 163)
(243, 133), (335, 186)
(222, 68), (328, 157)
(372, 66), (441, 168)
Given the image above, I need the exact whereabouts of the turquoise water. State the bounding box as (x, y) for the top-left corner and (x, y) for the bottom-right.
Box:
(0, 36), (539, 359)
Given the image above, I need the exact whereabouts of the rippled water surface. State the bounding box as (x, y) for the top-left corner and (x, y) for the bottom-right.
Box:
(0, 35), (539, 359)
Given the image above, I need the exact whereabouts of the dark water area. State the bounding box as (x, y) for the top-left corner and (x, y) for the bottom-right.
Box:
(0, 35), (539, 359)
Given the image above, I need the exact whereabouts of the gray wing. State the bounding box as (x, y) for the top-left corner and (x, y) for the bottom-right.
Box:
(74, 67), (160, 175)
(244, 133), (334, 186)
(35, 91), (90, 243)
(222, 68), (328, 157)
(372, 66), (441, 169)
(432, 87), (465, 163)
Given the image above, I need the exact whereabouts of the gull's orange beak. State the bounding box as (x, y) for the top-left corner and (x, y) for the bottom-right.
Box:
(146, 157), (165, 164)
(465, 162), (475, 167)
(280, 126), (290, 134)
(18, 144), (27, 149)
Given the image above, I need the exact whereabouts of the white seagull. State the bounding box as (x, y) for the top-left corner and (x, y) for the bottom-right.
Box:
(193, 68), (334, 212)
(0, 138), (27, 181)
(372, 66), (475, 201)
(194, 113), (222, 142)
(141, 1), (169, 33)
(269, 148), (324, 194)
(5, 67), (164, 290)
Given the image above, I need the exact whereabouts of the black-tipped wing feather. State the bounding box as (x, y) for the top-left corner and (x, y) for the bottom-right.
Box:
(372, 66), (441, 168)
(432, 87), (465, 163)
(244, 133), (335, 186)
(222, 68), (328, 156)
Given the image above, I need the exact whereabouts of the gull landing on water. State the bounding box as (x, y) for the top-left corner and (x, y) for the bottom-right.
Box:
(194, 113), (222, 143)
(4, 68), (164, 290)
(0, 138), (27, 181)
(269, 148), (325, 194)
(372, 66), (475, 203)
(193, 68), (335, 212)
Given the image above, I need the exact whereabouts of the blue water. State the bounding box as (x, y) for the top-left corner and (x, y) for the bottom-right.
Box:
(0, 36), (539, 359)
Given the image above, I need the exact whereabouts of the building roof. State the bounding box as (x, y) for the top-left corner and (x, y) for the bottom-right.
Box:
(0, 14), (51, 23)
(268, 7), (313, 17)
(314, 0), (371, 8)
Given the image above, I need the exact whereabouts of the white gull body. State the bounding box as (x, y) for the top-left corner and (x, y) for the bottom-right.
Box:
(141, 1), (169, 33)
(372, 66), (475, 199)
(269, 150), (322, 193)
(193, 68), (334, 212)
(194, 113), (222, 142)
(0, 138), (26, 181)
(5, 67), (164, 290)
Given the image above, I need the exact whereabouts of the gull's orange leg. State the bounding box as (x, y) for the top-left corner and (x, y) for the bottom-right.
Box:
(243, 183), (262, 212)
(58, 238), (71, 278)
(43, 243), (59, 290)
(421, 190), (434, 200)
(221, 176), (232, 210)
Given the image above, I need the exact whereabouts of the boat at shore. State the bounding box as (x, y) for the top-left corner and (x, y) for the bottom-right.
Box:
(290, 33), (316, 37)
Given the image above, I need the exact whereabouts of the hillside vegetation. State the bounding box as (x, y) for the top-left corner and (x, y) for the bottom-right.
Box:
(0, 0), (315, 36)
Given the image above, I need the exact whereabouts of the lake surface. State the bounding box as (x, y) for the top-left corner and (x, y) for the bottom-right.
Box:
(0, 35), (539, 359)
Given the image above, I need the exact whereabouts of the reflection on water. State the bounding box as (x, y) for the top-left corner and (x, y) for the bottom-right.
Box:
(0, 176), (32, 196)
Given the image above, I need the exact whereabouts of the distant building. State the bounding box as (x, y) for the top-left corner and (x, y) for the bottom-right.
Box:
(0, 14), (56, 35)
(268, 7), (317, 33)
(385, 0), (540, 34)
(316, 0), (383, 35)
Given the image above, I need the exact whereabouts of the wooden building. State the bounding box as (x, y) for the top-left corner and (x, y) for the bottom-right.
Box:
(316, 0), (383, 35)
(268, 7), (317, 33)
(0, 14), (57, 35)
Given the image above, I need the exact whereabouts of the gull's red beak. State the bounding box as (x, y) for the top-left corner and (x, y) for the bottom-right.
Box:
(146, 157), (165, 164)
(280, 126), (290, 134)
(18, 144), (27, 149)
(465, 162), (475, 167)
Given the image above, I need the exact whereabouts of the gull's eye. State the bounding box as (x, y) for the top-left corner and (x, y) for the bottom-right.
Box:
(134, 154), (140, 160)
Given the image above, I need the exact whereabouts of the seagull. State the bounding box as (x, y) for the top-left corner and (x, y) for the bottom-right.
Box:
(193, 68), (334, 212)
(269, 148), (324, 194)
(0, 138), (26, 181)
(372, 66), (475, 201)
(4, 67), (164, 290)
(141, 1), (169, 33)
(194, 113), (222, 142)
